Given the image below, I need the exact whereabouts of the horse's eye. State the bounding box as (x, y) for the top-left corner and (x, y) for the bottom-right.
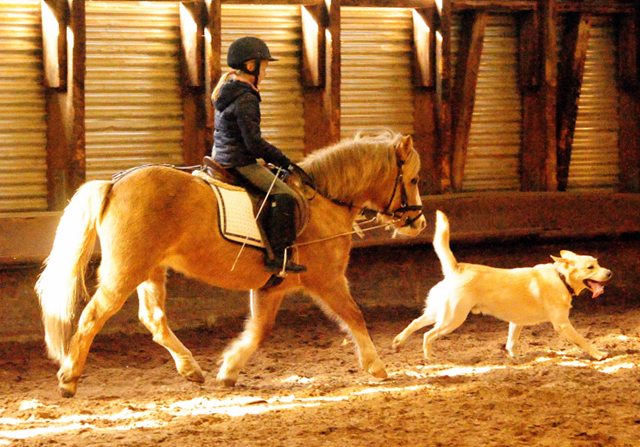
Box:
(410, 177), (419, 186)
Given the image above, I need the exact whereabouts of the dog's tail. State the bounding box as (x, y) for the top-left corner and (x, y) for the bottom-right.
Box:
(433, 210), (457, 277)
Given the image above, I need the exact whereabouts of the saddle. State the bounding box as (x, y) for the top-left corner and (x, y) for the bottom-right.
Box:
(197, 157), (311, 246)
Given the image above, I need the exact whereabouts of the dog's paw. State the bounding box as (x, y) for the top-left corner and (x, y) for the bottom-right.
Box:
(391, 336), (404, 352)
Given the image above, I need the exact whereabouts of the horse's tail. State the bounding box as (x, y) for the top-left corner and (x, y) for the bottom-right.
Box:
(433, 210), (458, 277)
(35, 180), (113, 364)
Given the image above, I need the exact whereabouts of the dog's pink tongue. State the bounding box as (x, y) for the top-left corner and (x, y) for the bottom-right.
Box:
(587, 280), (605, 298)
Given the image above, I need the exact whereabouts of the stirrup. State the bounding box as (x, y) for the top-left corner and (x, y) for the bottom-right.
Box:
(265, 259), (307, 276)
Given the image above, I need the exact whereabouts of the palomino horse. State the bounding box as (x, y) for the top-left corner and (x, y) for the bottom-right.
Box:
(36, 131), (426, 398)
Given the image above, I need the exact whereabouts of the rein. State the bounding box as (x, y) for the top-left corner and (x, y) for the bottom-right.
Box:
(291, 216), (404, 248)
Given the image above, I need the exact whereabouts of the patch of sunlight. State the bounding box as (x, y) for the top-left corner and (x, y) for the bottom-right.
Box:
(433, 365), (504, 377)
(597, 362), (636, 374)
(281, 375), (315, 384)
(404, 370), (429, 379)
(0, 419), (166, 441)
(18, 401), (44, 412)
(558, 360), (586, 368)
(535, 357), (553, 363)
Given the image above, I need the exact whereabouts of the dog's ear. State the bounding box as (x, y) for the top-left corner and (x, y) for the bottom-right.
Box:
(551, 255), (572, 266)
(560, 250), (577, 259)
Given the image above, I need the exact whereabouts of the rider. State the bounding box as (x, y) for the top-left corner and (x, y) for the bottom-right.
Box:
(211, 36), (307, 275)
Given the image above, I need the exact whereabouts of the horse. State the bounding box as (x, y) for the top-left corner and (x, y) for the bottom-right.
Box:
(36, 131), (427, 398)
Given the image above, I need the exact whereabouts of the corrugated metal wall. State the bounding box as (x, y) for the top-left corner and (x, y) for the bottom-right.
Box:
(0, 0), (47, 212)
(452, 14), (522, 192)
(567, 17), (620, 191)
(85, 1), (184, 181)
(340, 7), (414, 140)
(221, 5), (305, 162)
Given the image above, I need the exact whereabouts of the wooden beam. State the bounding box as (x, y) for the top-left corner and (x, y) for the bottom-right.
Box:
(557, 2), (636, 14)
(556, 13), (591, 192)
(618, 14), (640, 193)
(41, 0), (71, 210)
(436, 0), (452, 192)
(181, 1), (208, 165)
(539, 0), (558, 191)
(452, 0), (537, 12)
(327, 0), (341, 146)
(205, 0), (222, 156)
(450, 10), (487, 192)
(519, 10), (547, 191)
(68, 0), (86, 193)
(412, 8), (435, 87)
(6, 192), (640, 264)
(352, 192), (640, 248)
(180, 2), (204, 87)
(303, 0), (340, 154)
(41, 0), (67, 89)
(412, 6), (440, 194)
(334, 0), (436, 7)
(221, 0), (325, 4)
(301, 4), (327, 87)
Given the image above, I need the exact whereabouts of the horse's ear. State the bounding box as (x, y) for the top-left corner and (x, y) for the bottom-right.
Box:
(396, 135), (414, 162)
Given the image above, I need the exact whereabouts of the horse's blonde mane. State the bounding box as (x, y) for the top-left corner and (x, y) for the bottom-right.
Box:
(300, 130), (419, 205)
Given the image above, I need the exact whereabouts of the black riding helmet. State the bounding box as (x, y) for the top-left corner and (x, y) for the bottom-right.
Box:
(227, 36), (277, 88)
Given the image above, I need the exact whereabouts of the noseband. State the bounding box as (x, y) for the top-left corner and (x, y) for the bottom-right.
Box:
(380, 154), (424, 227)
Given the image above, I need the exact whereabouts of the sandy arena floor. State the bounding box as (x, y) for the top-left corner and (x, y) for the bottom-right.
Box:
(1, 303), (639, 447)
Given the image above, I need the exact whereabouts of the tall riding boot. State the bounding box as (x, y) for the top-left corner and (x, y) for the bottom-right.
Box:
(264, 194), (307, 274)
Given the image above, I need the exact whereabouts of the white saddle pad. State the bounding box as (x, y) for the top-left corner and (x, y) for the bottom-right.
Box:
(210, 183), (266, 249)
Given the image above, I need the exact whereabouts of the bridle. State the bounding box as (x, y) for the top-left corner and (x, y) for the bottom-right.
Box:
(377, 154), (424, 228)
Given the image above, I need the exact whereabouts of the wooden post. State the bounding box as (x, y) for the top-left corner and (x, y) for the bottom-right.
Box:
(68, 0), (86, 193)
(180, 1), (208, 165)
(556, 13), (591, 191)
(205, 0), (222, 156)
(301, 4), (327, 88)
(450, 10), (487, 192)
(617, 13), (640, 193)
(412, 6), (440, 194)
(519, 10), (545, 191)
(41, 0), (67, 89)
(437, 0), (453, 192)
(303, 0), (340, 154)
(44, 0), (84, 208)
(539, 0), (558, 191)
(42, 0), (70, 210)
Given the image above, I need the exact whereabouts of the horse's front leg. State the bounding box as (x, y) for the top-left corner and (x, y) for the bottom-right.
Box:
(217, 288), (286, 386)
(306, 277), (387, 379)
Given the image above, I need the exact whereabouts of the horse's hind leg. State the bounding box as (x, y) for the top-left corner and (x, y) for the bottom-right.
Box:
(217, 288), (286, 387)
(307, 277), (387, 379)
(137, 266), (204, 383)
(57, 280), (136, 398)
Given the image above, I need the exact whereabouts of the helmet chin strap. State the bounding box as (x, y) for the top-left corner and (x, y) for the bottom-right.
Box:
(247, 59), (261, 89)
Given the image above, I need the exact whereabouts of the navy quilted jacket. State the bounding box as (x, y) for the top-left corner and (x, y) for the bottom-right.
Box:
(212, 80), (291, 168)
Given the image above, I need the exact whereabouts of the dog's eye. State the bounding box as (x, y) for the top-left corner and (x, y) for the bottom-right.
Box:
(588, 265), (594, 270)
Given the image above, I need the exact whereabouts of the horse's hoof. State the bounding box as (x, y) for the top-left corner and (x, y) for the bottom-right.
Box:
(367, 359), (388, 379)
(216, 377), (237, 387)
(371, 367), (388, 379)
(59, 382), (77, 398)
(186, 370), (206, 384)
